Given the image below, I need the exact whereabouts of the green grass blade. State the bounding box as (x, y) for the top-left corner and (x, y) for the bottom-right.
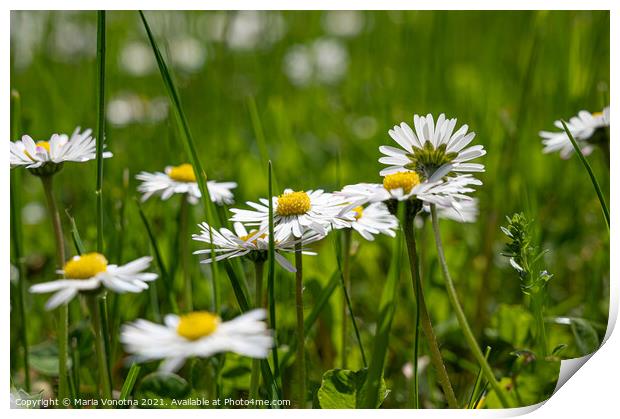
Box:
(333, 230), (367, 367)
(136, 199), (178, 314)
(248, 96), (279, 192)
(467, 346), (491, 409)
(119, 363), (141, 401)
(561, 120), (610, 229)
(139, 10), (221, 311)
(65, 209), (86, 255)
(359, 203), (404, 408)
(95, 10), (106, 254)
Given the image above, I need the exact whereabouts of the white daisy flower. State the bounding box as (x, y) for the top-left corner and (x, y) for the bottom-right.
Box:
(423, 198), (479, 223)
(192, 222), (322, 272)
(337, 172), (481, 215)
(539, 106), (610, 158)
(136, 163), (237, 205)
(29, 253), (157, 310)
(379, 113), (485, 178)
(10, 127), (112, 173)
(344, 202), (398, 241)
(121, 308), (273, 373)
(229, 189), (354, 241)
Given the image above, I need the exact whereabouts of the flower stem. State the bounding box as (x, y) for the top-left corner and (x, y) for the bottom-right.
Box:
(87, 295), (112, 400)
(95, 10), (106, 254)
(179, 196), (192, 311)
(11, 89), (30, 391)
(561, 120), (610, 229)
(294, 242), (306, 408)
(430, 204), (510, 408)
(531, 292), (548, 357)
(250, 259), (265, 400)
(40, 175), (69, 401)
(403, 215), (457, 408)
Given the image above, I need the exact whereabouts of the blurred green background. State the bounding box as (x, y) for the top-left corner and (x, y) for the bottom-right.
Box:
(10, 10), (609, 408)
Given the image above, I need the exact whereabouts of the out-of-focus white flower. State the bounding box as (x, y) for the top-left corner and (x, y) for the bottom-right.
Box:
(121, 309), (273, 373)
(283, 38), (349, 87)
(22, 202), (46, 225)
(226, 11), (285, 51)
(170, 37), (207, 73)
(120, 41), (156, 76)
(136, 164), (237, 205)
(30, 254), (157, 310)
(539, 106), (610, 158)
(107, 94), (168, 127)
(323, 11), (365, 37)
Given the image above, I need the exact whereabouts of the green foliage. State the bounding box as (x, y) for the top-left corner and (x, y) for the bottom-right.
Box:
(137, 372), (191, 400)
(490, 304), (534, 348)
(318, 368), (388, 408)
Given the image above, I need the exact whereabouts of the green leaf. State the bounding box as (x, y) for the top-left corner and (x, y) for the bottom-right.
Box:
(28, 342), (72, 376)
(490, 304), (534, 347)
(318, 368), (388, 409)
(119, 364), (141, 401)
(570, 318), (600, 355)
(137, 372), (191, 400)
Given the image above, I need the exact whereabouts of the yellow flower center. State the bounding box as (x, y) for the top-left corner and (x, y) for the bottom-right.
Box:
(24, 141), (51, 160)
(36, 141), (51, 153)
(592, 111), (603, 117)
(353, 206), (364, 220)
(64, 253), (108, 279)
(383, 172), (421, 194)
(168, 164), (197, 183)
(176, 311), (221, 340)
(276, 191), (311, 216)
(240, 230), (268, 244)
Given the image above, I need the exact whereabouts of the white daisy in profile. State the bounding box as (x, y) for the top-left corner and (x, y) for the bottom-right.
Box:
(423, 198), (479, 223)
(29, 253), (157, 310)
(230, 189), (354, 241)
(379, 113), (485, 178)
(10, 127), (112, 174)
(121, 308), (273, 373)
(343, 203), (398, 241)
(192, 222), (323, 272)
(337, 172), (481, 215)
(539, 106), (610, 158)
(136, 163), (237, 205)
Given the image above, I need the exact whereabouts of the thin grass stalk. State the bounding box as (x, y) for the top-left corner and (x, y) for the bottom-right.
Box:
(139, 10), (221, 311)
(403, 211), (457, 408)
(40, 175), (69, 400)
(359, 202), (404, 408)
(11, 90), (30, 391)
(95, 10), (106, 254)
(267, 161), (280, 387)
(86, 295), (112, 400)
(561, 120), (610, 229)
(119, 364), (141, 401)
(249, 259), (265, 400)
(179, 196), (192, 311)
(430, 204), (510, 408)
(335, 230), (367, 368)
(294, 241), (306, 407)
(136, 200), (178, 313)
(340, 229), (351, 368)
